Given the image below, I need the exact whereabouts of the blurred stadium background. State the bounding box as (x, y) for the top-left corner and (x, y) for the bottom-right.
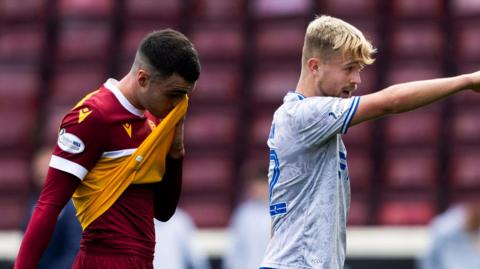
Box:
(0, 0), (479, 268)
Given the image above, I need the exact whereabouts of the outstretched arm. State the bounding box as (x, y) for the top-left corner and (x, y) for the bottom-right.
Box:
(14, 168), (80, 269)
(154, 120), (185, 221)
(351, 71), (480, 126)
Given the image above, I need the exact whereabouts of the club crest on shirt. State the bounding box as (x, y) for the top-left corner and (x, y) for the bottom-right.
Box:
(57, 128), (85, 154)
(122, 123), (132, 138)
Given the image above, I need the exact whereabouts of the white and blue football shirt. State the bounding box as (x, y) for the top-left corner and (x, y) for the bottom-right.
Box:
(260, 92), (360, 269)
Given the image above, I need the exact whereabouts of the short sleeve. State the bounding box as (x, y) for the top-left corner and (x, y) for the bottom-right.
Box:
(294, 96), (360, 146)
(50, 104), (106, 180)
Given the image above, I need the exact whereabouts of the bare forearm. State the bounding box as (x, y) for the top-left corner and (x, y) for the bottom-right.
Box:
(351, 73), (477, 126)
(381, 74), (471, 114)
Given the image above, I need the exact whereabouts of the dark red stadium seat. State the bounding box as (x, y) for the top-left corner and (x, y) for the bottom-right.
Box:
(251, 64), (298, 104)
(0, 157), (30, 193)
(0, 64), (38, 148)
(0, 24), (44, 61)
(322, 0), (377, 17)
(252, 0), (311, 18)
(184, 109), (239, 147)
(386, 62), (443, 85)
(390, 23), (443, 59)
(378, 197), (436, 225)
(0, 64), (39, 107)
(348, 197), (370, 226)
(452, 0), (480, 16)
(453, 90), (480, 106)
(392, 0), (443, 18)
(455, 23), (480, 61)
(181, 196), (231, 227)
(56, 21), (111, 62)
(452, 107), (480, 145)
(254, 20), (305, 59)
(0, 109), (36, 149)
(58, 0), (113, 18)
(42, 105), (71, 145)
(182, 155), (234, 193)
(384, 107), (441, 146)
(242, 150), (269, 178)
(342, 120), (373, 148)
(49, 64), (106, 106)
(190, 23), (244, 61)
(121, 21), (182, 62)
(0, 0), (45, 19)
(450, 149), (480, 189)
(347, 150), (373, 191)
(192, 0), (245, 20)
(356, 21), (380, 47)
(355, 66), (377, 96)
(449, 192), (480, 205)
(0, 196), (29, 229)
(383, 150), (438, 189)
(192, 63), (241, 102)
(249, 112), (274, 146)
(125, 0), (182, 19)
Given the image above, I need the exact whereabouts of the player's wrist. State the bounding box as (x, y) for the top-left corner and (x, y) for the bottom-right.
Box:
(168, 147), (185, 159)
(464, 72), (480, 92)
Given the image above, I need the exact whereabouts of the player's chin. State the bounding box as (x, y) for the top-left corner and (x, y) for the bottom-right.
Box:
(340, 91), (352, 98)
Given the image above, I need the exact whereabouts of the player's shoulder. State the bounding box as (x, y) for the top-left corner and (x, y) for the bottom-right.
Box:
(277, 96), (329, 119)
(62, 88), (112, 127)
(294, 96), (356, 115)
(73, 86), (118, 113)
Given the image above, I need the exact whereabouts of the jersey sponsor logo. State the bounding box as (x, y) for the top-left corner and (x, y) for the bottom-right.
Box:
(147, 120), (156, 131)
(270, 202), (287, 216)
(57, 129), (85, 154)
(78, 107), (92, 123)
(122, 123), (132, 138)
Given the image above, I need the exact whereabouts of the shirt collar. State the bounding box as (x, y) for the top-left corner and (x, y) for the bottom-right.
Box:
(284, 91), (306, 103)
(104, 78), (144, 117)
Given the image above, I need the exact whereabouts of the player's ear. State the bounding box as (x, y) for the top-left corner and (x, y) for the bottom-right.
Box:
(137, 69), (149, 88)
(307, 57), (320, 75)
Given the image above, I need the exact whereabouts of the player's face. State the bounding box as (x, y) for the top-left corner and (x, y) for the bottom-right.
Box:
(141, 73), (195, 118)
(314, 53), (363, 98)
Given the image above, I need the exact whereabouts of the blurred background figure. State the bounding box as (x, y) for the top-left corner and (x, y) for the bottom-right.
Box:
(20, 146), (82, 269)
(154, 207), (211, 269)
(223, 167), (270, 269)
(419, 200), (480, 269)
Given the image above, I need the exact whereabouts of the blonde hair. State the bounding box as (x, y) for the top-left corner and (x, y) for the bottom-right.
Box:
(302, 15), (376, 65)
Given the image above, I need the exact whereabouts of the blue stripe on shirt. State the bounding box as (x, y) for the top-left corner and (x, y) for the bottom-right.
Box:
(269, 150), (280, 202)
(341, 96), (360, 134)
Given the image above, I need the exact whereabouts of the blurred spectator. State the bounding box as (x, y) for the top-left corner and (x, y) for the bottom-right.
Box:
(21, 146), (82, 269)
(153, 207), (211, 269)
(223, 167), (270, 269)
(419, 201), (480, 269)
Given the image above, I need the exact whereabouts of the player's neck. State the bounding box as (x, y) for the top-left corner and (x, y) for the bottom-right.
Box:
(296, 75), (318, 98)
(117, 74), (144, 110)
